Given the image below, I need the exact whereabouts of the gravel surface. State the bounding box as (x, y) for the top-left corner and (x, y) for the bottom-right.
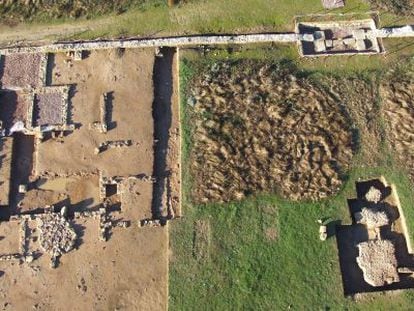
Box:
(35, 92), (64, 126)
(0, 53), (42, 88)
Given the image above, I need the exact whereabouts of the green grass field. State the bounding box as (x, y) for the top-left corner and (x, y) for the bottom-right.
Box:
(2, 0), (413, 42)
(169, 48), (414, 310)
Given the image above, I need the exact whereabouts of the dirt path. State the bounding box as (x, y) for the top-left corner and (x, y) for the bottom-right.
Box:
(0, 17), (113, 47)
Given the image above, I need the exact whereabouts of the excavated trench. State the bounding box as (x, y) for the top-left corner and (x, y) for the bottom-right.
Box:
(151, 47), (175, 219)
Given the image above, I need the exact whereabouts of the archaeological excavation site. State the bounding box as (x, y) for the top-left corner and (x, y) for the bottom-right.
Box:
(337, 177), (414, 296)
(0, 2), (413, 308)
(0, 46), (181, 309)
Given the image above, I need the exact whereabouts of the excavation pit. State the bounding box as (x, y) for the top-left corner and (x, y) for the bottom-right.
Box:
(32, 87), (69, 127)
(336, 178), (414, 296)
(298, 19), (383, 56)
(0, 90), (31, 134)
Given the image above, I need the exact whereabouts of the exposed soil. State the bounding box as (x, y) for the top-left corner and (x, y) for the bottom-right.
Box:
(9, 133), (35, 212)
(188, 61), (355, 203)
(382, 68), (414, 180)
(37, 49), (155, 177)
(0, 47), (181, 310)
(0, 219), (169, 311)
(152, 47), (181, 218)
(0, 137), (13, 210)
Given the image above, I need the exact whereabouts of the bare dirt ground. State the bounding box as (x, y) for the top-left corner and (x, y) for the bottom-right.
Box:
(188, 61), (355, 203)
(37, 49), (155, 177)
(0, 220), (169, 311)
(17, 175), (100, 213)
(0, 47), (182, 310)
(382, 68), (414, 179)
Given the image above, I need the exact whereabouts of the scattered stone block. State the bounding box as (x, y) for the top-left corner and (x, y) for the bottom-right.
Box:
(322, 0), (345, 9)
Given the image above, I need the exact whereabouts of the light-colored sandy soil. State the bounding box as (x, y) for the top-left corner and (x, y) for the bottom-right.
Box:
(189, 61), (354, 202)
(0, 219), (169, 311)
(18, 175), (100, 213)
(36, 49), (155, 177)
(0, 221), (19, 254)
(0, 47), (181, 310)
(168, 51), (181, 217)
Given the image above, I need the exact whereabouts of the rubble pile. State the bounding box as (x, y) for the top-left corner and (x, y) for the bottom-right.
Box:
(140, 219), (162, 228)
(99, 207), (111, 241)
(356, 239), (400, 287)
(95, 140), (132, 154)
(357, 207), (389, 229)
(0, 254), (21, 261)
(365, 186), (382, 203)
(37, 213), (77, 267)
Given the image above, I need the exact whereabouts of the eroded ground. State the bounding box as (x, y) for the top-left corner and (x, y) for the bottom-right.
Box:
(188, 61), (355, 203)
(382, 68), (414, 180)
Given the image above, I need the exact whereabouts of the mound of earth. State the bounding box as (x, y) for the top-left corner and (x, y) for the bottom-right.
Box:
(188, 61), (355, 203)
(382, 68), (414, 179)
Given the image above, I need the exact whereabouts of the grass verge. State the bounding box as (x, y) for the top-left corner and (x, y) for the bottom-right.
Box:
(169, 48), (414, 310)
(3, 0), (414, 42)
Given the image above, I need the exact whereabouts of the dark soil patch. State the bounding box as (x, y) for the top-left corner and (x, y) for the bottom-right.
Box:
(188, 61), (355, 203)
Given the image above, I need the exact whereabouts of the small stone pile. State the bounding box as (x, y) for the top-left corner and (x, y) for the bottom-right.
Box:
(140, 219), (162, 228)
(365, 186), (382, 203)
(37, 213), (77, 267)
(358, 207), (389, 229)
(99, 208), (111, 241)
(0, 254), (21, 261)
(95, 140), (132, 154)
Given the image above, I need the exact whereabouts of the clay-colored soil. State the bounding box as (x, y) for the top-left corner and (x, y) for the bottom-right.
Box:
(0, 48), (181, 310)
(382, 73), (414, 179)
(37, 49), (155, 177)
(0, 222), (19, 254)
(0, 219), (169, 311)
(17, 175), (100, 213)
(189, 61), (354, 202)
